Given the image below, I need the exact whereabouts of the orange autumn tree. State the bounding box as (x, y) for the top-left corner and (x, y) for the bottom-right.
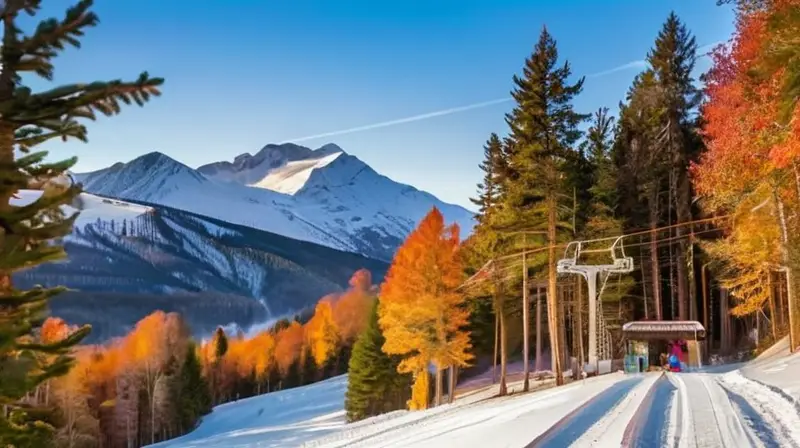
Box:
(124, 311), (190, 445)
(274, 321), (304, 379)
(305, 300), (339, 368)
(694, 1), (800, 347)
(333, 269), (377, 345)
(379, 207), (471, 410)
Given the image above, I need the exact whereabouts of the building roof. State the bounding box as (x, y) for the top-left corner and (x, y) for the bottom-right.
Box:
(622, 320), (706, 341)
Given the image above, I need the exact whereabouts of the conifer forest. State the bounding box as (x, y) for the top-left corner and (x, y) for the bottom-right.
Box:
(2, 0), (800, 447)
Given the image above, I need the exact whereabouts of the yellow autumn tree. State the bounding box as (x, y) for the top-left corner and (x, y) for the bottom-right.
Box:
(705, 187), (783, 317)
(305, 300), (339, 367)
(379, 207), (472, 410)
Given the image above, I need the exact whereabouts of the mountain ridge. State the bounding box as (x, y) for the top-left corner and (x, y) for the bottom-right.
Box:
(75, 143), (474, 261)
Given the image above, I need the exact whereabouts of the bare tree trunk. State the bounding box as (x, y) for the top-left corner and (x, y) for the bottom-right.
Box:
(641, 254), (649, 319)
(575, 277), (585, 372)
(720, 287), (730, 353)
(675, 171), (693, 321)
(522, 241), (530, 392)
(548, 197), (564, 385)
(499, 305), (508, 396)
(774, 192), (798, 352)
(492, 312), (498, 384)
(448, 367), (456, 404)
(434, 366), (442, 407)
(768, 272), (778, 340)
(559, 286), (568, 367)
(649, 193), (662, 320)
(535, 287), (543, 372)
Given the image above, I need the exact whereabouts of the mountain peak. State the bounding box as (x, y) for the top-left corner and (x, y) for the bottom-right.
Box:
(315, 143), (345, 155)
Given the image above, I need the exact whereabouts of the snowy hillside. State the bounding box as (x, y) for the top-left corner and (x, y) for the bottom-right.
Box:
(12, 189), (153, 228)
(12, 191), (387, 342)
(76, 143), (475, 261)
(148, 342), (800, 448)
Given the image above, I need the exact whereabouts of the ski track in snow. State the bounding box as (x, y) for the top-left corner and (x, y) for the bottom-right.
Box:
(572, 373), (660, 447)
(621, 373), (676, 448)
(720, 370), (800, 447)
(528, 376), (644, 447)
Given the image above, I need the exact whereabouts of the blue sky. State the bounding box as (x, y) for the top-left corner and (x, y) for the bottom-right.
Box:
(32, 0), (736, 210)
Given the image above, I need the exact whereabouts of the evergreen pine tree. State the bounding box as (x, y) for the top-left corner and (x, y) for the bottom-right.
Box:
(0, 1), (162, 443)
(284, 358), (300, 389)
(301, 347), (317, 386)
(345, 301), (410, 422)
(647, 12), (703, 321)
(177, 343), (211, 434)
(500, 27), (587, 385)
(583, 107), (622, 237)
(470, 134), (504, 227)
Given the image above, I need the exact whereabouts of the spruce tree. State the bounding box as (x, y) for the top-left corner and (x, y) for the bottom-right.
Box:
(615, 70), (670, 320)
(647, 12), (703, 321)
(301, 347), (317, 386)
(500, 26), (587, 385)
(470, 133), (504, 227)
(583, 107), (621, 237)
(345, 301), (409, 422)
(177, 343), (211, 434)
(466, 134), (513, 396)
(0, 1), (162, 443)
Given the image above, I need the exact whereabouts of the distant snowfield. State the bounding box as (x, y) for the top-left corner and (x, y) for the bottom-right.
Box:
(147, 341), (800, 448)
(11, 190), (151, 228)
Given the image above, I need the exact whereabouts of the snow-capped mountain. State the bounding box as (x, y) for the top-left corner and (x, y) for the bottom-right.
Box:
(13, 190), (387, 342)
(76, 143), (475, 261)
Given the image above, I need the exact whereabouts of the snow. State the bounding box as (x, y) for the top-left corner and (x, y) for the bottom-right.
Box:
(142, 338), (800, 448)
(720, 370), (800, 445)
(149, 375), (349, 448)
(76, 144), (475, 261)
(146, 371), (630, 448)
(573, 373), (660, 446)
(254, 152), (343, 194)
(11, 190), (151, 228)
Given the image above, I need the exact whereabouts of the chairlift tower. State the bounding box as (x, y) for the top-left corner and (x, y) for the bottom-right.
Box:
(557, 236), (634, 368)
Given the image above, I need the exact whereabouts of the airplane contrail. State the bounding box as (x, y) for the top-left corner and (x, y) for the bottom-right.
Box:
(281, 98), (512, 144)
(282, 42), (723, 144)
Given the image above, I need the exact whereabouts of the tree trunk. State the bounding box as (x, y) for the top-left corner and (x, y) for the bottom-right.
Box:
(559, 286), (568, 367)
(675, 170), (693, 321)
(448, 367), (456, 404)
(649, 194), (662, 320)
(0, 123), (15, 293)
(575, 277), (585, 372)
(774, 191), (798, 352)
(493, 269), (508, 396)
(641, 255), (650, 319)
(768, 272), (778, 340)
(522, 243), (530, 392)
(499, 305), (508, 396)
(434, 366), (442, 407)
(492, 311), (498, 384)
(535, 287), (543, 372)
(548, 197), (564, 385)
(720, 287), (730, 353)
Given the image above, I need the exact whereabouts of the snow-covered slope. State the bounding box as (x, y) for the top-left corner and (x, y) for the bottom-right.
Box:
(12, 190), (152, 228)
(78, 144), (475, 261)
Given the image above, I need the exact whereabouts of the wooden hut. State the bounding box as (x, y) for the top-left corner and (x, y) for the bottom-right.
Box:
(622, 321), (706, 373)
